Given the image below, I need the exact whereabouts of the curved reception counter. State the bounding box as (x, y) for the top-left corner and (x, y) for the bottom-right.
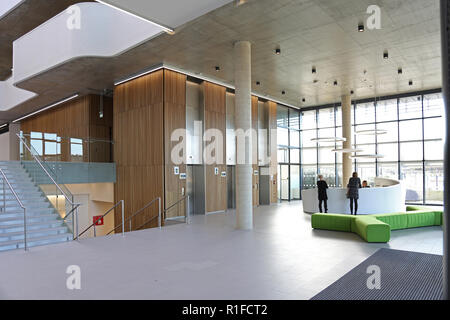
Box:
(302, 178), (406, 215)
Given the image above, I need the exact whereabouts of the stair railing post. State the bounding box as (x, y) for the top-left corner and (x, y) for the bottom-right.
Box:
(158, 197), (162, 229)
(23, 207), (27, 251)
(2, 177), (5, 213)
(187, 195), (190, 225)
(121, 200), (125, 236)
(75, 206), (79, 241)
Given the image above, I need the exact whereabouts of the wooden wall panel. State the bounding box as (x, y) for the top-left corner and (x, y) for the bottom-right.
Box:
(164, 70), (187, 219)
(268, 101), (278, 204)
(20, 94), (112, 162)
(203, 81), (227, 213)
(114, 70), (164, 231)
(252, 96), (259, 206)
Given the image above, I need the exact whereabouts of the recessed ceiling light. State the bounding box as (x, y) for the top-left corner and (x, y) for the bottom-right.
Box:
(334, 80), (338, 86)
(302, 98), (306, 102)
(275, 48), (281, 55)
(409, 80), (413, 86)
(383, 50), (389, 59)
(358, 23), (365, 32)
(215, 66), (220, 72)
(398, 68), (403, 74)
(312, 66), (317, 74)
(256, 81), (261, 86)
(350, 90), (354, 95)
(281, 90), (286, 95)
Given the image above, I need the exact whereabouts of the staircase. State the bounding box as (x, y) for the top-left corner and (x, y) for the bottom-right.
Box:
(0, 161), (72, 252)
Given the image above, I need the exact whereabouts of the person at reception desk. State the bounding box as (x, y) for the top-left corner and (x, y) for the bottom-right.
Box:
(347, 172), (362, 215)
(317, 175), (328, 213)
(362, 180), (370, 188)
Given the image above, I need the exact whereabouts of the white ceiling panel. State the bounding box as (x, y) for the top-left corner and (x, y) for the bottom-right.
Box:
(97, 0), (233, 29)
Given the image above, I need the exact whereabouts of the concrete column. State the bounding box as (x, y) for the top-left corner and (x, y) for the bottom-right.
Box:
(440, 0), (449, 300)
(234, 41), (253, 230)
(341, 94), (353, 186)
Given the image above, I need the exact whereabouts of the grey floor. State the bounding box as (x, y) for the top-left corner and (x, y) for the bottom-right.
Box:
(0, 202), (443, 300)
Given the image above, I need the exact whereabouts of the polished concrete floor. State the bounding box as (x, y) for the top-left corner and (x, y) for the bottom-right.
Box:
(0, 202), (444, 300)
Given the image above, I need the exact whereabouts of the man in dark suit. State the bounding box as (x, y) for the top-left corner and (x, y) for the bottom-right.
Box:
(317, 175), (328, 213)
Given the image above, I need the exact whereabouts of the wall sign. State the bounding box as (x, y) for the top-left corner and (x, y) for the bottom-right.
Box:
(215, 167), (219, 175)
(221, 171), (227, 178)
(254, 170), (259, 176)
(180, 173), (187, 180)
(174, 167), (180, 175)
(93, 216), (104, 226)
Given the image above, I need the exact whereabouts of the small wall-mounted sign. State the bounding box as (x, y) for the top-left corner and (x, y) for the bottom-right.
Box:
(174, 167), (180, 175)
(254, 170), (259, 176)
(93, 216), (104, 226)
(215, 167), (219, 175)
(221, 171), (227, 178)
(180, 173), (187, 180)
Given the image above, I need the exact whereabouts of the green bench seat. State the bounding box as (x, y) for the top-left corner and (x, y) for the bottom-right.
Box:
(311, 206), (443, 243)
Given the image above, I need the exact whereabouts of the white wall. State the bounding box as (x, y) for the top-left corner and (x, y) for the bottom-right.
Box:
(0, 123), (20, 161)
(0, 132), (10, 161)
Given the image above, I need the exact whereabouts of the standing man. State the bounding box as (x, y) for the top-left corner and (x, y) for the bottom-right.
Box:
(317, 175), (328, 213)
(347, 172), (362, 215)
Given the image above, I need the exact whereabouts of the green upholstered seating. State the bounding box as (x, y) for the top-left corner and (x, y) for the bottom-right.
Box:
(311, 206), (443, 243)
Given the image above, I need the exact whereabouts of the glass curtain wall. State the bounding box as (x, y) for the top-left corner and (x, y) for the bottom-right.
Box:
(277, 90), (444, 205)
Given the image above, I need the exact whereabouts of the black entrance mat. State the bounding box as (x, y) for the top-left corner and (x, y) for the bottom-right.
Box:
(311, 248), (443, 300)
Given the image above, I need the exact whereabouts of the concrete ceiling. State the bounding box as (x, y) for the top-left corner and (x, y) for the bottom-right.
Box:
(0, 0), (442, 124)
(0, 0), (94, 80)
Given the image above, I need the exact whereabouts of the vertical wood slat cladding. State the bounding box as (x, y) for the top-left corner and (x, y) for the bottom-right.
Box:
(252, 96), (259, 206)
(164, 70), (187, 219)
(114, 70), (164, 231)
(203, 81), (227, 213)
(268, 101), (278, 204)
(20, 94), (113, 162)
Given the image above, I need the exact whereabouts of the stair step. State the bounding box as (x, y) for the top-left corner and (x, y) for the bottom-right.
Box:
(1, 207), (57, 216)
(1, 203), (51, 211)
(0, 220), (65, 234)
(0, 214), (61, 225)
(0, 233), (73, 252)
(0, 226), (69, 242)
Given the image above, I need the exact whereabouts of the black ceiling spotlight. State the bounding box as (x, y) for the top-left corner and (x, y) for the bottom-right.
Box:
(256, 81), (261, 86)
(275, 48), (281, 55)
(215, 66), (221, 72)
(312, 66), (317, 74)
(334, 80), (338, 86)
(281, 90), (286, 95)
(383, 50), (389, 59)
(358, 22), (365, 32)
(302, 98), (306, 103)
(409, 80), (413, 86)
(350, 90), (355, 95)
(398, 67), (403, 74)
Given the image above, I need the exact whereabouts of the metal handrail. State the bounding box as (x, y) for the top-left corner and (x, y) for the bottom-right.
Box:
(17, 133), (82, 240)
(0, 169), (27, 251)
(107, 197), (161, 235)
(77, 200), (124, 239)
(17, 134), (74, 204)
(137, 196), (190, 231)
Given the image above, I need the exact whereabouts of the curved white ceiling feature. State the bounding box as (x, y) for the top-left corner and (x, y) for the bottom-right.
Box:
(12, 2), (165, 85)
(0, 77), (36, 111)
(0, 0), (25, 19)
(96, 0), (233, 29)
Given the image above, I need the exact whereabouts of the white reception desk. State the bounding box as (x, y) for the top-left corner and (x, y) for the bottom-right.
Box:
(302, 177), (406, 215)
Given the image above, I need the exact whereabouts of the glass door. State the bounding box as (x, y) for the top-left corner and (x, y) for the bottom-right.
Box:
(279, 165), (290, 201)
